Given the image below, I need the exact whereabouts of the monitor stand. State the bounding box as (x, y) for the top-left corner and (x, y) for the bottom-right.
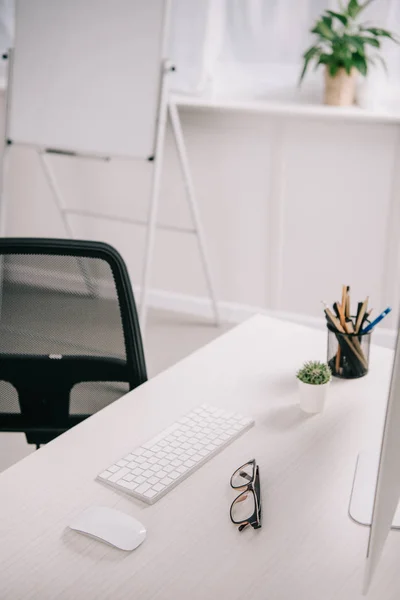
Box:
(349, 450), (400, 528)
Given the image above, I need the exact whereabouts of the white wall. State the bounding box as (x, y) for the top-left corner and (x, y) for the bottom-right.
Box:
(2, 92), (399, 345)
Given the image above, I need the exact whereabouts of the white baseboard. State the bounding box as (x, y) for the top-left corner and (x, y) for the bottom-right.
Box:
(6, 261), (396, 349)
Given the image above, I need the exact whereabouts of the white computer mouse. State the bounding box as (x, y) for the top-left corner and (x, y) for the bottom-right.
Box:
(69, 506), (146, 551)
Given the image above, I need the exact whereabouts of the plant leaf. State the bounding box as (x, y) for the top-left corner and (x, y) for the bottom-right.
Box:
(347, 0), (361, 18)
(345, 35), (365, 54)
(343, 57), (353, 74)
(299, 46), (321, 84)
(322, 15), (333, 29)
(352, 53), (368, 75)
(347, 0), (372, 19)
(318, 53), (333, 65)
(347, 0), (374, 19)
(326, 10), (348, 26)
(373, 54), (388, 74)
(361, 36), (380, 48)
(311, 19), (336, 41)
(361, 27), (400, 43)
(329, 63), (340, 77)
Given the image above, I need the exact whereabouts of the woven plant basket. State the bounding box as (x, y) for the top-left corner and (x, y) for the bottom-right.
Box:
(324, 66), (357, 106)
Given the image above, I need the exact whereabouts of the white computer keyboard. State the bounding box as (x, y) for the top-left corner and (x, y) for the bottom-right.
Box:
(97, 404), (254, 504)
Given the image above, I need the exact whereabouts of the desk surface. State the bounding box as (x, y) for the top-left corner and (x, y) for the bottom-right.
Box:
(0, 315), (398, 599)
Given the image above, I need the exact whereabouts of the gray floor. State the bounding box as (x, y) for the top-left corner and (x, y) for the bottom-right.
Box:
(0, 307), (232, 472)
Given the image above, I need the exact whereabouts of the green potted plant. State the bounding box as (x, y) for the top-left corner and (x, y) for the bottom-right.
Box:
(297, 361), (332, 413)
(299, 0), (399, 106)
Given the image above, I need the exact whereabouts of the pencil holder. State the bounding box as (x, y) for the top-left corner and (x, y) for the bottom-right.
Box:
(327, 323), (371, 379)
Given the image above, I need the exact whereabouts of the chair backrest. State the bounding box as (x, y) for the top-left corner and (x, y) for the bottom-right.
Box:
(0, 238), (147, 445)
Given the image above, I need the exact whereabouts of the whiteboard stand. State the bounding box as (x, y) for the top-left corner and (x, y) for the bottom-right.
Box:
(139, 61), (220, 330)
(0, 59), (220, 332)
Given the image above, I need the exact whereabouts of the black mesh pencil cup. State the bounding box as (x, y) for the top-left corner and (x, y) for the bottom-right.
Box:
(327, 323), (371, 379)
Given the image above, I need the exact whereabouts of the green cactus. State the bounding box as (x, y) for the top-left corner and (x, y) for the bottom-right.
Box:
(297, 361), (331, 385)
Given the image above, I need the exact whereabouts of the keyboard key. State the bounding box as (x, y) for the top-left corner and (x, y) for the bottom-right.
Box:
(191, 454), (203, 462)
(143, 450), (153, 458)
(132, 449), (144, 456)
(148, 457), (158, 464)
(153, 482), (165, 492)
(136, 483), (151, 494)
(159, 458), (169, 467)
(108, 465), (120, 473)
(160, 477), (173, 486)
(133, 467), (144, 476)
(164, 465), (174, 473)
(118, 480), (139, 491)
(181, 443), (190, 450)
(205, 444), (217, 451)
(123, 454), (136, 462)
(184, 460), (195, 468)
(127, 461), (138, 469)
(135, 476), (146, 484)
(150, 464), (160, 472)
(116, 460), (128, 467)
(155, 451), (167, 459)
(155, 470), (167, 479)
(199, 449), (208, 457)
(148, 476), (158, 485)
(123, 474), (135, 482)
(142, 470), (153, 478)
(171, 459), (181, 467)
(144, 489), (158, 499)
(141, 462), (151, 470)
(169, 471), (180, 480)
(136, 456), (146, 464)
(98, 470), (112, 480)
(108, 468), (129, 482)
(176, 465), (188, 474)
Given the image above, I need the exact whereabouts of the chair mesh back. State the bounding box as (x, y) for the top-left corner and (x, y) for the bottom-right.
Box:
(0, 242), (146, 441)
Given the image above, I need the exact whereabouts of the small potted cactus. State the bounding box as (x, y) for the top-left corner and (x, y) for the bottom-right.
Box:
(296, 360), (332, 414)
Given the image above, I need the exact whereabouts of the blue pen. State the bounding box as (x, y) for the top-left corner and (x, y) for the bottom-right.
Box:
(362, 307), (392, 333)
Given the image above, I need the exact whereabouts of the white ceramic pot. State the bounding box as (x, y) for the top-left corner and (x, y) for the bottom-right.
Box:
(297, 378), (331, 414)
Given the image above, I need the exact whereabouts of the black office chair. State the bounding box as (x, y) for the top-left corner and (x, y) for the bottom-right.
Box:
(0, 238), (147, 447)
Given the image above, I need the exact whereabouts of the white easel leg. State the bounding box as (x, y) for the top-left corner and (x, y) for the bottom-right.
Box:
(0, 144), (10, 238)
(38, 151), (96, 296)
(0, 144), (11, 320)
(168, 101), (220, 326)
(139, 68), (170, 332)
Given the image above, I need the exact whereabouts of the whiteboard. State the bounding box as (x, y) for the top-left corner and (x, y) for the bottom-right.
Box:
(8, 0), (168, 159)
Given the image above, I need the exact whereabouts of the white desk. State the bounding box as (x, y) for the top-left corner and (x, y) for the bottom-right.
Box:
(0, 315), (398, 599)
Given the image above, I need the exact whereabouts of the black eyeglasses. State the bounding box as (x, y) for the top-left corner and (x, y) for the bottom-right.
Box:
(230, 459), (262, 531)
